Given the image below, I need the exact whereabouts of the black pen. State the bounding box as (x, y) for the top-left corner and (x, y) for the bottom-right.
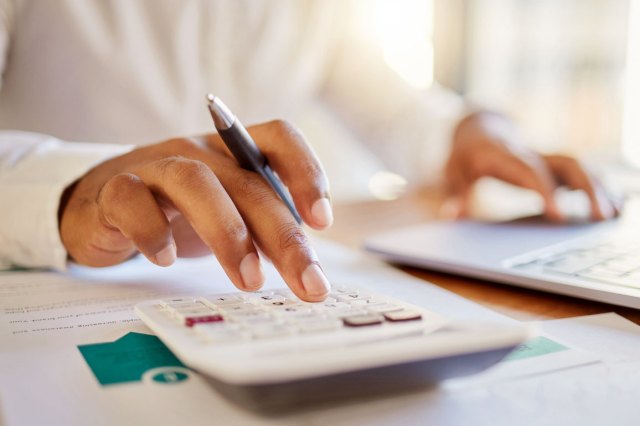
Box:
(206, 94), (302, 224)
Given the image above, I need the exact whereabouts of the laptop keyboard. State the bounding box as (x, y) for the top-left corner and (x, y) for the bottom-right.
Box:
(507, 236), (640, 289)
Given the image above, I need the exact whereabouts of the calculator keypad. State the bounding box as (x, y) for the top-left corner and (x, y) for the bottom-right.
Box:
(160, 287), (425, 344)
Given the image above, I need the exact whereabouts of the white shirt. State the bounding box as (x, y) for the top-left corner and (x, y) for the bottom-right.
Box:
(0, 0), (464, 270)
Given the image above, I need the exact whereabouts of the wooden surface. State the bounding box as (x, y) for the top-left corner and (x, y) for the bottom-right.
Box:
(322, 189), (640, 325)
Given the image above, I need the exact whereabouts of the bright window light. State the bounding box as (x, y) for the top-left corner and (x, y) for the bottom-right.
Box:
(373, 0), (434, 90)
(623, 0), (640, 167)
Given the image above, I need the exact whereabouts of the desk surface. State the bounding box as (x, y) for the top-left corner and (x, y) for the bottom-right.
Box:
(323, 189), (640, 326)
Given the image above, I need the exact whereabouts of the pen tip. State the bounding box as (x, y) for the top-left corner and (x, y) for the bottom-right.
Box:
(206, 94), (235, 130)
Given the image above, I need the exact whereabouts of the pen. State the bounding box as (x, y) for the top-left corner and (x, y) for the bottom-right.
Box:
(206, 94), (302, 224)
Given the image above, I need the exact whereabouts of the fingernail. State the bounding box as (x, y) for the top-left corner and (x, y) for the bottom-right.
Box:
(240, 253), (264, 289)
(311, 198), (333, 229)
(546, 201), (564, 222)
(439, 197), (462, 220)
(155, 242), (177, 267)
(547, 209), (564, 223)
(301, 264), (331, 298)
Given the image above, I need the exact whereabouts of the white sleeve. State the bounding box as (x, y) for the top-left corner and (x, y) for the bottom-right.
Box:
(0, 0), (12, 90)
(320, 11), (467, 186)
(0, 132), (133, 270)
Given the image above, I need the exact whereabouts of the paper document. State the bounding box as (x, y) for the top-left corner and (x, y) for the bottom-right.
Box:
(0, 237), (510, 426)
(2, 238), (640, 426)
(446, 334), (599, 389)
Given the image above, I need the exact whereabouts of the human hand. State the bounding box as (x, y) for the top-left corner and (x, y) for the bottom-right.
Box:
(59, 120), (333, 301)
(444, 112), (620, 221)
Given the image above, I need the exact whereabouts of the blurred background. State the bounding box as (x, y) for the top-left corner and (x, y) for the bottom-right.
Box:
(353, 0), (638, 167)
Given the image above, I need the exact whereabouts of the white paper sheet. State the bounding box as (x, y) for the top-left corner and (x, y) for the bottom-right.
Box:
(0, 238), (512, 426)
(287, 313), (640, 426)
(2, 238), (639, 426)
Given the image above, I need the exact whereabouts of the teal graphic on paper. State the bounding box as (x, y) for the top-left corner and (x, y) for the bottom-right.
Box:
(78, 332), (188, 386)
(504, 336), (568, 362)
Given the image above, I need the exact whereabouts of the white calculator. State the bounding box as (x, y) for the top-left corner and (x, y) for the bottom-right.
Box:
(135, 285), (531, 409)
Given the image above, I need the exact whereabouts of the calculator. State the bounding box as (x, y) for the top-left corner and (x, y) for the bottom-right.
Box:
(135, 285), (531, 409)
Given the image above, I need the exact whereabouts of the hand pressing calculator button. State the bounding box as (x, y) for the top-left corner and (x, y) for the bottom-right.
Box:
(135, 285), (532, 409)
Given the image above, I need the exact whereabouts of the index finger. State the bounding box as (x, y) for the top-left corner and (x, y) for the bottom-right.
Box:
(211, 157), (331, 302)
(481, 153), (564, 222)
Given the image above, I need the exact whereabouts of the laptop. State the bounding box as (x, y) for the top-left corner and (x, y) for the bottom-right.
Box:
(364, 197), (640, 309)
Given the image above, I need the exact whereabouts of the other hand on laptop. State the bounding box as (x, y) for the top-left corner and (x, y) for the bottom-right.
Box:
(443, 112), (621, 222)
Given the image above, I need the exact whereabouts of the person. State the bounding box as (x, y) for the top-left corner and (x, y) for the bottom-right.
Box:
(0, 1), (618, 302)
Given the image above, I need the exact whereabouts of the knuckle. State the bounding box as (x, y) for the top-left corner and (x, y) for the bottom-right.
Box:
(266, 119), (305, 143)
(134, 227), (166, 248)
(469, 157), (491, 176)
(564, 156), (582, 170)
(276, 222), (309, 253)
(551, 154), (580, 170)
(235, 172), (273, 204)
(268, 119), (295, 136)
(158, 157), (213, 186)
(300, 159), (323, 182)
(99, 173), (142, 205)
(162, 137), (201, 155)
(217, 217), (249, 244)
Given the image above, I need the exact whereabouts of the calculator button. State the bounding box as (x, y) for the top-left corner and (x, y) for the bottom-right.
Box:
(194, 321), (238, 331)
(257, 294), (285, 302)
(383, 310), (422, 322)
(238, 315), (283, 326)
(195, 323), (246, 343)
(250, 324), (293, 339)
(161, 297), (197, 305)
(350, 298), (385, 307)
(169, 304), (211, 313)
(273, 305), (313, 315)
(218, 303), (258, 313)
(322, 307), (367, 318)
(227, 311), (272, 322)
(300, 297), (336, 305)
(282, 311), (327, 323)
(338, 309), (367, 318)
(225, 307), (266, 316)
(185, 314), (224, 327)
(367, 303), (404, 314)
(343, 314), (384, 327)
(297, 318), (342, 333)
(315, 301), (351, 311)
(200, 295), (243, 306)
(262, 298), (298, 307)
(239, 291), (275, 301)
(172, 307), (216, 321)
(162, 301), (204, 310)
(331, 286), (354, 294)
(336, 292), (372, 303)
